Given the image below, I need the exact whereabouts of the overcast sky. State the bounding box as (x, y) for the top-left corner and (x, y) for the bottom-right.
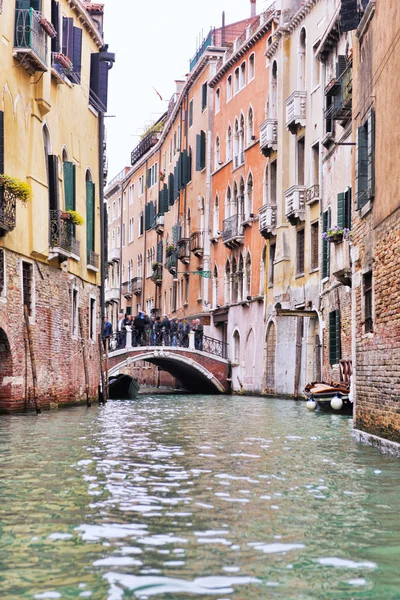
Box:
(101, 0), (273, 180)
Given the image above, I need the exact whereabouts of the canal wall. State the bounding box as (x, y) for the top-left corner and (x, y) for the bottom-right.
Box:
(0, 251), (101, 412)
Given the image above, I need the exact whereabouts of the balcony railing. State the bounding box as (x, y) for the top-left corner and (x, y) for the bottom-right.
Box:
(50, 52), (68, 83)
(259, 118), (278, 155)
(0, 186), (16, 236)
(177, 238), (190, 264)
(49, 210), (80, 258)
(325, 66), (352, 122)
(132, 277), (143, 295)
(190, 28), (214, 71)
(258, 204), (277, 239)
(306, 184), (320, 205)
(87, 249), (99, 270)
(108, 246), (121, 263)
(190, 230), (204, 257)
(164, 253), (177, 274)
(150, 266), (163, 285)
(284, 185), (306, 225)
(223, 214), (244, 248)
(285, 91), (307, 133)
(14, 8), (47, 73)
(131, 130), (159, 166)
(121, 280), (132, 299)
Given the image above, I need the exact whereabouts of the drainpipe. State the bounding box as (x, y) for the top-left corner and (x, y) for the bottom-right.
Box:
(203, 62), (215, 309)
(143, 159), (148, 309)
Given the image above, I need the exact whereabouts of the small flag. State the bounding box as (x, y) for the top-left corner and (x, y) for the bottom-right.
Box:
(152, 87), (163, 101)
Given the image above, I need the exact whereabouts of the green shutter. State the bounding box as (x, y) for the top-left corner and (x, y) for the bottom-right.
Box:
(356, 124), (368, 208)
(336, 310), (341, 363)
(63, 161), (75, 210)
(163, 184), (169, 213)
(86, 181), (95, 251)
(174, 165), (179, 200)
(168, 173), (174, 205)
(344, 188), (352, 230)
(368, 109), (375, 201)
(337, 192), (345, 229)
(189, 100), (193, 127)
(196, 134), (202, 171)
(200, 130), (206, 170)
(322, 209), (331, 279)
(158, 189), (164, 215)
(157, 241), (163, 263)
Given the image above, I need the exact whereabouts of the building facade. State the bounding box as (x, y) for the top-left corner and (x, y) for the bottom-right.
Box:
(0, 0), (112, 411)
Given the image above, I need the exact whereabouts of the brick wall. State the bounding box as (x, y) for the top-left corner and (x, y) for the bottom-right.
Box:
(321, 285), (352, 382)
(0, 250), (100, 412)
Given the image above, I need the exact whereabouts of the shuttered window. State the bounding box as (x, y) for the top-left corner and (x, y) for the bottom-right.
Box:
(363, 271), (373, 333)
(48, 155), (59, 212)
(86, 181), (95, 251)
(329, 309), (341, 365)
(311, 221), (319, 270)
(322, 208), (331, 279)
(168, 173), (174, 206)
(70, 27), (82, 84)
(89, 53), (109, 112)
(357, 110), (375, 209)
(202, 82), (208, 110)
(22, 261), (33, 317)
(157, 241), (163, 263)
(337, 189), (352, 230)
(189, 100), (193, 127)
(296, 228), (305, 275)
(196, 130), (206, 171)
(51, 1), (60, 53)
(268, 243), (276, 286)
(63, 161), (76, 210)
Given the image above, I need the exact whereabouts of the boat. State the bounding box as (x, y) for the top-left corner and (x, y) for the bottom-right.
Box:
(304, 359), (353, 414)
(108, 374), (139, 400)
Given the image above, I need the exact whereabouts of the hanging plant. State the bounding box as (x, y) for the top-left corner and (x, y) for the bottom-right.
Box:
(65, 210), (84, 226)
(152, 261), (161, 271)
(39, 17), (57, 38)
(0, 174), (33, 203)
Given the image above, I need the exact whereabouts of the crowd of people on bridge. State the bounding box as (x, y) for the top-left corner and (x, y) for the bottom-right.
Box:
(103, 312), (204, 351)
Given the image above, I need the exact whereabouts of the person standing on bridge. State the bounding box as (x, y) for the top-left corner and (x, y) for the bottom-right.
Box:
(170, 318), (179, 347)
(103, 317), (113, 350)
(179, 318), (190, 348)
(193, 318), (204, 351)
(161, 314), (170, 346)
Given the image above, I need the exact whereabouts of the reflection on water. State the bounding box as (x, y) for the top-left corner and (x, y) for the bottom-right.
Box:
(1, 395), (400, 599)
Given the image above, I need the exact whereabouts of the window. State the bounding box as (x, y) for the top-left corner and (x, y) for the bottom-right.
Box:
(169, 139), (172, 163)
(129, 217), (134, 243)
(247, 107), (254, 146)
(138, 175), (144, 196)
(363, 272), (373, 333)
(72, 287), (78, 337)
(22, 261), (33, 317)
(240, 61), (246, 88)
(122, 223), (126, 246)
(215, 88), (220, 113)
(202, 81), (208, 110)
(212, 266), (218, 307)
(227, 75), (232, 101)
(177, 125), (181, 151)
(270, 61), (278, 119)
(112, 201), (116, 220)
(196, 130), (206, 171)
(322, 208), (331, 278)
(312, 41), (320, 87)
(233, 119), (239, 165)
(0, 249), (4, 297)
(329, 310), (341, 365)
(89, 297), (96, 340)
(297, 137), (305, 186)
(149, 163), (158, 187)
(296, 229), (305, 275)
(234, 68), (240, 94)
(325, 94), (334, 137)
(338, 188), (352, 230)
(86, 172), (95, 259)
(63, 159), (76, 212)
(162, 152), (166, 174)
(270, 160), (277, 205)
(214, 136), (220, 171)
(189, 99), (193, 127)
(239, 114), (245, 164)
(173, 132), (177, 154)
(233, 330), (240, 363)
(245, 173), (253, 219)
(213, 195), (219, 236)
(118, 196), (121, 216)
(226, 125), (232, 161)
(249, 53), (255, 80)
(311, 143), (319, 187)
(269, 243), (276, 286)
(298, 28), (306, 91)
(61, 16), (82, 84)
(139, 211), (144, 236)
(311, 221), (319, 270)
(356, 109), (375, 209)
(129, 183), (134, 205)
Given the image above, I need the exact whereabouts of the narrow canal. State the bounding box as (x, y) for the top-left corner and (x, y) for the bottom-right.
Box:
(1, 395), (400, 599)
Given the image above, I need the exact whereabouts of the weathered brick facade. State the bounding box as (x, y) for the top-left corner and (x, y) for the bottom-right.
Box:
(0, 250), (100, 412)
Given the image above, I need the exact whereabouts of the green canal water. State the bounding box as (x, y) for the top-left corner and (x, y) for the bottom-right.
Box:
(1, 395), (400, 599)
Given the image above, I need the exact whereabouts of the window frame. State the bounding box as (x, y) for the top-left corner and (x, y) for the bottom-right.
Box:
(249, 53), (255, 81)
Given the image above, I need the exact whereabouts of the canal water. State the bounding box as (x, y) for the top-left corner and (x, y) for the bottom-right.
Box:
(1, 396), (400, 600)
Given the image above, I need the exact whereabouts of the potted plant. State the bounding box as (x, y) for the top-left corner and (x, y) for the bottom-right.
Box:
(39, 17), (57, 38)
(322, 226), (351, 244)
(165, 244), (176, 257)
(159, 171), (165, 182)
(54, 53), (73, 71)
(152, 261), (161, 271)
(0, 174), (33, 203)
(61, 210), (84, 225)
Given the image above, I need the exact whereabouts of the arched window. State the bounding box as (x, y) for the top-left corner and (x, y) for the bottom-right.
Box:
(233, 330), (240, 363)
(224, 260), (230, 305)
(213, 195), (219, 236)
(226, 125), (232, 161)
(86, 169), (95, 263)
(263, 163), (269, 205)
(233, 119), (239, 166)
(232, 181), (238, 218)
(62, 147), (75, 214)
(138, 254), (143, 278)
(239, 177), (245, 222)
(247, 107), (254, 146)
(260, 245), (266, 295)
(240, 61), (246, 88)
(245, 252), (251, 299)
(212, 265), (218, 308)
(187, 208), (191, 237)
(270, 61), (278, 119)
(232, 257), (238, 303)
(298, 28), (306, 91)
(246, 172), (253, 219)
(225, 185), (231, 219)
(238, 254), (244, 303)
(214, 135), (220, 171)
(239, 114), (245, 163)
(147, 248), (152, 274)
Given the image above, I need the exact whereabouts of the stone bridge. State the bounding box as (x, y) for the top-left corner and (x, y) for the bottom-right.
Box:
(108, 340), (231, 394)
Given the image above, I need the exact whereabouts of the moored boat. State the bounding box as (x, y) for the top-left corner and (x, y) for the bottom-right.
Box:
(108, 374), (139, 400)
(304, 359), (353, 414)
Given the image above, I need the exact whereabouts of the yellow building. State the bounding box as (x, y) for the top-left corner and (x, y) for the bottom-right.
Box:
(0, 0), (113, 411)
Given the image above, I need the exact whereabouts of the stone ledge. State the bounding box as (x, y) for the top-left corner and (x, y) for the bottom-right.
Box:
(352, 428), (400, 457)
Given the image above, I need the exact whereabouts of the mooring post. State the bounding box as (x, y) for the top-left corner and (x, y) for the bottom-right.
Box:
(23, 304), (41, 414)
(79, 308), (91, 407)
(98, 333), (107, 404)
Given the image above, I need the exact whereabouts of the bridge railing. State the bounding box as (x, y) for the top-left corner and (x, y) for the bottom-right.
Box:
(104, 328), (228, 359)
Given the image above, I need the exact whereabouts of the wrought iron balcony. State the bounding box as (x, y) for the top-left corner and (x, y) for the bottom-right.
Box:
(132, 277), (143, 295)
(121, 280), (132, 299)
(190, 230), (204, 258)
(105, 287), (119, 303)
(258, 204), (277, 239)
(222, 214), (244, 248)
(177, 238), (190, 264)
(164, 253), (177, 274)
(50, 52), (69, 84)
(285, 91), (307, 133)
(107, 246), (120, 263)
(259, 118), (278, 156)
(49, 210), (80, 259)
(14, 8), (48, 74)
(306, 184), (320, 205)
(87, 249), (99, 270)
(325, 66), (352, 122)
(0, 186), (16, 237)
(150, 265), (163, 285)
(131, 130), (159, 166)
(284, 185), (306, 225)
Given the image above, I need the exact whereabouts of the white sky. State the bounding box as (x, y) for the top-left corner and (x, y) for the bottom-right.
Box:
(101, 0), (273, 179)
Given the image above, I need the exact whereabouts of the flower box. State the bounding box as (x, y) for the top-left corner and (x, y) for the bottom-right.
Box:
(40, 17), (57, 38)
(54, 53), (73, 71)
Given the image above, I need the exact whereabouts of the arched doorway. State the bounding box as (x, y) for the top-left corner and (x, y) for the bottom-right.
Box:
(0, 329), (13, 407)
(265, 322), (276, 393)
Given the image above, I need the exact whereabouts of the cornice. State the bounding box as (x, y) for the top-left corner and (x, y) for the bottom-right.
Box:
(68, 0), (104, 47)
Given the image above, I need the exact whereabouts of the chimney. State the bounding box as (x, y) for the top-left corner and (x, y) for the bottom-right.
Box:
(250, 0), (256, 17)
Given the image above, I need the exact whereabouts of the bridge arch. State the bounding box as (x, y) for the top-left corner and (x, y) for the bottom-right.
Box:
(109, 349), (227, 394)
